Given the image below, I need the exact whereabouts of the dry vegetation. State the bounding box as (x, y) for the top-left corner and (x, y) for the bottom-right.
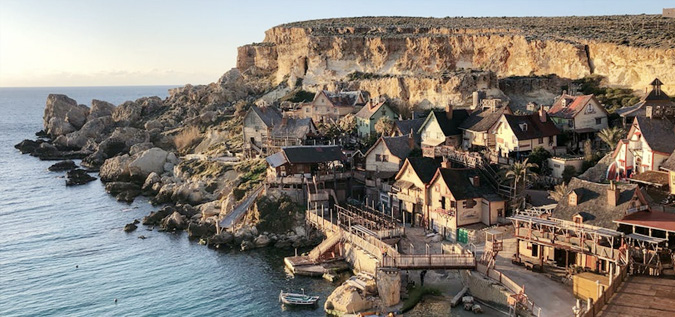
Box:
(173, 126), (202, 153)
(280, 15), (675, 49)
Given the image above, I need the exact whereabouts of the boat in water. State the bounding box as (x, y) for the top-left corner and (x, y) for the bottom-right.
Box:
(279, 289), (320, 306)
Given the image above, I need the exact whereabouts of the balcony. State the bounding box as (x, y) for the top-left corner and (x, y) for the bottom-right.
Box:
(396, 192), (423, 204)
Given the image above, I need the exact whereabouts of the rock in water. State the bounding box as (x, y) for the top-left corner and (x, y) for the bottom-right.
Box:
(65, 169), (96, 186)
(124, 223), (138, 232)
(254, 235), (271, 247)
(142, 206), (173, 225)
(14, 139), (43, 154)
(48, 160), (77, 171)
(160, 211), (187, 231)
(88, 99), (116, 120)
(128, 148), (168, 180)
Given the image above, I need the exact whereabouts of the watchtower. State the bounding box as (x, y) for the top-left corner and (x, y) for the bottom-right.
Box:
(481, 229), (504, 268)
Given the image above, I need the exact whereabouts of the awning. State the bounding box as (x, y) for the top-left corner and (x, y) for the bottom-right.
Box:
(392, 180), (415, 191)
(265, 152), (287, 168)
(422, 139), (445, 147)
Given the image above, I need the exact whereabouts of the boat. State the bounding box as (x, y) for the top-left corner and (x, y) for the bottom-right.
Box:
(279, 289), (320, 306)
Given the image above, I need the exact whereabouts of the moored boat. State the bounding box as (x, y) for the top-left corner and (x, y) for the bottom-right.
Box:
(279, 289), (320, 306)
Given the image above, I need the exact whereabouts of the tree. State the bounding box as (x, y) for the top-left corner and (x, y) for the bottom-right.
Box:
(527, 147), (552, 174)
(338, 114), (357, 135)
(597, 126), (625, 150)
(374, 117), (394, 136)
(562, 166), (577, 183)
(547, 183), (569, 203)
(502, 158), (538, 205)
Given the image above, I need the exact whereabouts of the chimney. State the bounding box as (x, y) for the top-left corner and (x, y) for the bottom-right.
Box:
(607, 181), (620, 207)
(412, 112), (415, 119)
(408, 132), (415, 149)
(281, 117), (288, 125)
(446, 103), (453, 119)
(471, 175), (480, 187)
(441, 159), (451, 169)
(538, 107), (547, 123)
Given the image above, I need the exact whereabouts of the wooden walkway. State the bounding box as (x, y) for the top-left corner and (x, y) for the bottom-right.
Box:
(598, 276), (675, 317)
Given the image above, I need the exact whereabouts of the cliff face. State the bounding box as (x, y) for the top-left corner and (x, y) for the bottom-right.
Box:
(237, 16), (675, 107)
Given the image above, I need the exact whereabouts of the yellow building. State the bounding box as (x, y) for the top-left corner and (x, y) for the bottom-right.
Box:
(661, 150), (675, 195)
(490, 108), (561, 158)
(392, 157), (440, 227)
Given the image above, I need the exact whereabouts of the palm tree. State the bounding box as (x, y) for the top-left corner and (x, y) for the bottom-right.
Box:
(502, 158), (538, 206)
(598, 126), (625, 150)
(547, 183), (569, 203)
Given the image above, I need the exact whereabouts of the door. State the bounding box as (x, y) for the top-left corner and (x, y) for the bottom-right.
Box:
(457, 228), (468, 244)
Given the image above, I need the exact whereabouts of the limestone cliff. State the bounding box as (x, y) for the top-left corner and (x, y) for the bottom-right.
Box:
(237, 16), (675, 107)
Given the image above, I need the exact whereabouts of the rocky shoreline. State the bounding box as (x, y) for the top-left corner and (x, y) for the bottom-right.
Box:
(15, 70), (323, 253)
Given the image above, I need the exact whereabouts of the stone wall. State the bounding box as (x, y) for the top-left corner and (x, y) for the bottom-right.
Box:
(376, 269), (401, 307)
(344, 241), (379, 274)
(461, 270), (512, 309)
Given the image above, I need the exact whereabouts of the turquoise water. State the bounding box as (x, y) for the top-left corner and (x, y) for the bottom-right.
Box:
(0, 87), (333, 316)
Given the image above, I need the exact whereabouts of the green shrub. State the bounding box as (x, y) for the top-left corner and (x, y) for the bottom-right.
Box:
(401, 286), (441, 312)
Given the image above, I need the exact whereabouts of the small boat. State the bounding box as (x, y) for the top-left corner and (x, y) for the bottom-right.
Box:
(279, 289), (319, 306)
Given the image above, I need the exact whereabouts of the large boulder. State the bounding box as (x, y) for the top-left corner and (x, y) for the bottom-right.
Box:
(99, 154), (132, 182)
(142, 172), (162, 193)
(82, 127), (149, 167)
(160, 211), (187, 231)
(43, 94), (90, 135)
(254, 235), (271, 248)
(54, 116), (113, 149)
(48, 160), (76, 171)
(88, 99), (116, 120)
(112, 100), (142, 127)
(207, 231), (233, 246)
(14, 139), (43, 154)
(142, 206), (174, 225)
(128, 148), (169, 180)
(187, 221), (216, 239)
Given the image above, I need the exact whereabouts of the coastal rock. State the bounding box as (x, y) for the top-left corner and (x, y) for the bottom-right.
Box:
(151, 183), (176, 205)
(104, 182), (141, 195)
(65, 169), (96, 186)
(234, 228), (254, 244)
(43, 94), (90, 135)
(116, 190), (141, 203)
(14, 139), (43, 154)
(129, 142), (154, 156)
(160, 211), (187, 231)
(240, 240), (255, 251)
(324, 283), (373, 314)
(54, 116), (113, 149)
(142, 172), (161, 193)
(144, 119), (164, 131)
(88, 99), (116, 120)
(124, 223), (138, 232)
(208, 232), (233, 246)
(112, 100), (142, 127)
(274, 238), (291, 249)
(99, 154), (132, 182)
(142, 206), (173, 225)
(293, 226), (306, 237)
(176, 204), (199, 218)
(187, 221), (216, 239)
(254, 234), (271, 247)
(48, 160), (76, 171)
(128, 148), (169, 180)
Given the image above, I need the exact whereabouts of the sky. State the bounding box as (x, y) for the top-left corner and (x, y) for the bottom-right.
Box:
(0, 0), (668, 87)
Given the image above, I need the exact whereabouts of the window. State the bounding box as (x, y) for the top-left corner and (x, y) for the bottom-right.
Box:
(595, 118), (602, 125)
(450, 200), (457, 209)
(435, 184), (440, 192)
(375, 154), (381, 161)
(538, 137), (543, 144)
(381, 110), (386, 115)
(382, 155), (389, 161)
(586, 104), (595, 114)
(305, 107), (310, 113)
(568, 120), (574, 128)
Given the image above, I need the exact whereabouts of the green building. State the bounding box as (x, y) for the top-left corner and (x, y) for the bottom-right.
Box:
(355, 100), (397, 138)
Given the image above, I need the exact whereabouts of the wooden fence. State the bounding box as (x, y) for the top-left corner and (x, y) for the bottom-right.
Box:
(476, 263), (541, 316)
(381, 254), (475, 269)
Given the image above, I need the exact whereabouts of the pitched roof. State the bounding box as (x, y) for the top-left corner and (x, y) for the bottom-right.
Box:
(268, 145), (346, 165)
(634, 115), (675, 154)
(270, 118), (316, 139)
(421, 109), (470, 137)
(502, 112), (561, 140)
(433, 168), (502, 201)
(660, 150), (675, 172)
(394, 118), (425, 143)
(547, 94), (607, 119)
(406, 157), (441, 184)
(319, 90), (367, 107)
(616, 80), (674, 118)
(355, 100), (393, 119)
(459, 106), (510, 132)
(552, 178), (645, 229)
(250, 105), (283, 127)
(382, 135), (414, 159)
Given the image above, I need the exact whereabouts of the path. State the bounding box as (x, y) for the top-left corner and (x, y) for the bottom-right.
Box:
(494, 236), (577, 317)
(219, 185), (263, 229)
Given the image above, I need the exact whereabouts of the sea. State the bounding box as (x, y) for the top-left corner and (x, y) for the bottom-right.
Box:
(0, 86), (335, 317)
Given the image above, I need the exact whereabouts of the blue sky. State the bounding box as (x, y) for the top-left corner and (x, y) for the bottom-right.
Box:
(0, 0), (668, 87)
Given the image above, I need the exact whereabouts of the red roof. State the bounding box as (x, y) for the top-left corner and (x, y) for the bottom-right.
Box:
(615, 211), (675, 232)
(548, 94), (607, 119)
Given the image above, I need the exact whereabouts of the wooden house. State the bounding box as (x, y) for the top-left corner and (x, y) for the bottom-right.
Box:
(355, 99), (397, 138)
(391, 157), (440, 227)
(243, 105), (283, 156)
(418, 104), (470, 149)
(427, 167), (505, 241)
(547, 94), (608, 149)
(459, 104), (511, 151)
(490, 108), (561, 159)
(295, 90), (366, 123)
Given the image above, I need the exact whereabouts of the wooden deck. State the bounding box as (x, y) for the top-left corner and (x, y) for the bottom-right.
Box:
(598, 276), (675, 317)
